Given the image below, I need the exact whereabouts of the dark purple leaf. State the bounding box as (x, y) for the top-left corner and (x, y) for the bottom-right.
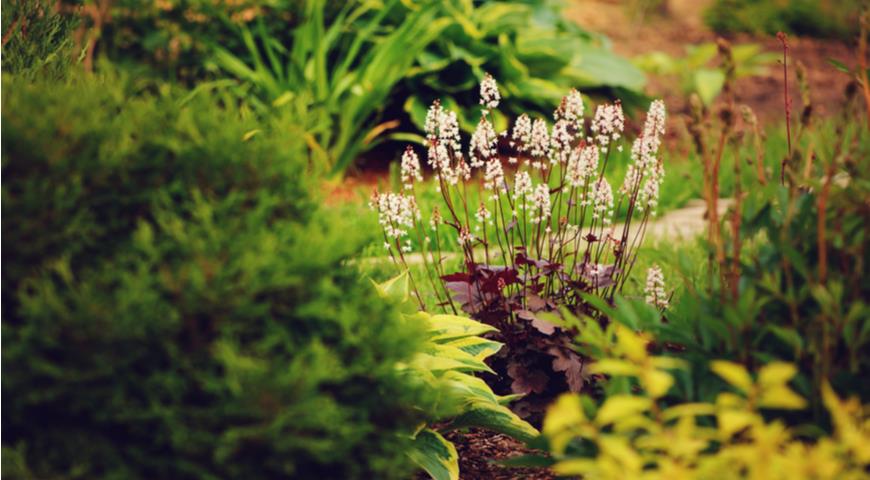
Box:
(549, 348), (585, 392)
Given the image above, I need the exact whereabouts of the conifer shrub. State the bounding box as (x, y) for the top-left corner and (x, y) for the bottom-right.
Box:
(1, 75), (433, 479)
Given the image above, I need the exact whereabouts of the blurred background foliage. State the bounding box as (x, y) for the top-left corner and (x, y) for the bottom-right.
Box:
(705, 0), (864, 40)
(25, 0), (645, 175)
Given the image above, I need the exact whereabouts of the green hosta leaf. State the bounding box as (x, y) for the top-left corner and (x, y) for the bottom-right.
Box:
(441, 370), (501, 405)
(409, 428), (459, 480)
(441, 335), (502, 361)
(694, 68), (725, 105)
(450, 403), (539, 442)
(427, 314), (498, 341)
(430, 343), (495, 374)
(566, 47), (646, 90)
(413, 342), (494, 374)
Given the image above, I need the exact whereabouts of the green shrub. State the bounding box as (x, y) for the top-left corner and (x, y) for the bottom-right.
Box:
(1, 0), (79, 78)
(704, 0), (862, 40)
(1, 75), (434, 479)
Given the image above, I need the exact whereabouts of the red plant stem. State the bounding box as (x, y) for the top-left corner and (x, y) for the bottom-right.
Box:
(777, 31), (792, 185)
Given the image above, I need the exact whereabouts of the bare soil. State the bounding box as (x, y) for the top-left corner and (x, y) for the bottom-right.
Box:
(565, 0), (856, 126)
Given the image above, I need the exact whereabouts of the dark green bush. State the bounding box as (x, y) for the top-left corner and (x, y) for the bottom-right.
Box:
(1, 0), (79, 78)
(1, 75), (433, 479)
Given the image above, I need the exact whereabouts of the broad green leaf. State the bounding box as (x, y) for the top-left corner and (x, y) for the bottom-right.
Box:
(442, 336), (502, 362)
(694, 68), (725, 105)
(451, 403), (539, 442)
(441, 370), (500, 405)
(711, 360), (753, 393)
(428, 314), (498, 341)
(408, 428), (459, 480)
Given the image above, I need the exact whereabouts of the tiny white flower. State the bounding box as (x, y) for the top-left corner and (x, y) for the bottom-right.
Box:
(644, 264), (669, 309)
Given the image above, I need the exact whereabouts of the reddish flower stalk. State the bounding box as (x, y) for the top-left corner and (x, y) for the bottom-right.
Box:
(777, 31), (792, 185)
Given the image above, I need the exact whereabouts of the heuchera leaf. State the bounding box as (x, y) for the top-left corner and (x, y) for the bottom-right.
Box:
(549, 348), (585, 392)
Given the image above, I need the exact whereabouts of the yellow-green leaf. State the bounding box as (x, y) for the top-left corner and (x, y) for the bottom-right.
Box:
(596, 395), (652, 426)
(408, 428), (459, 480)
(711, 360), (753, 393)
(590, 359), (640, 377)
(757, 362), (797, 388)
(643, 369), (674, 399)
(428, 314), (498, 341)
(442, 336), (502, 362)
(758, 386), (807, 410)
(543, 393), (585, 455)
(616, 325), (648, 362)
(717, 410), (756, 438)
(552, 458), (597, 475)
(450, 403), (539, 443)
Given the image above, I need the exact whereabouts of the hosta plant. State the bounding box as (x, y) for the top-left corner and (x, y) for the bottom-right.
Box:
(375, 273), (538, 480)
(373, 74), (669, 417)
(537, 323), (870, 479)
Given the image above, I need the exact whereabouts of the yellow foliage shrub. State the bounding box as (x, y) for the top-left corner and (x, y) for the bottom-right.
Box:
(542, 325), (870, 479)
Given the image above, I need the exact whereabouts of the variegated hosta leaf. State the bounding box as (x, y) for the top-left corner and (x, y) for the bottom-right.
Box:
(427, 313), (499, 341)
(440, 335), (502, 362)
(449, 402), (539, 442)
(441, 370), (502, 405)
(412, 343), (495, 374)
(408, 428), (459, 480)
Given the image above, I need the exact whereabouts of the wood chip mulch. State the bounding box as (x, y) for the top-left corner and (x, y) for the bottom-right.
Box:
(442, 428), (557, 480)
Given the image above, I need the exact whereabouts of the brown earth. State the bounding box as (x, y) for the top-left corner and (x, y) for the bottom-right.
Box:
(565, 0), (857, 126)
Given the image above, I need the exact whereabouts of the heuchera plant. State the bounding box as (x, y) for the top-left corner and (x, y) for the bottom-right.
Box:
(373, 74), (669, 416)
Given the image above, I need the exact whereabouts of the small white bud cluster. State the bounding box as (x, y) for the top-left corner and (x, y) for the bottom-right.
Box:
(589, 102), (625, 149)
(475, 202), (492, 225)
(555, 88), (584, 125)
(621, 100), (667, 214)
(566, 145), (599, 189)
(424, 100), (461, 150)
(530, 183), (552, 224)
(590, 178), (614, 225)
(479, 73), (501, 112)
(644, 264), (668, 309)
(549, 119), (575, 166)
(528, 119), (550, 167)
(400, 146), (422, 190)
(511, 113), (532, 150)
(514, 171), (533, 200)
(373, 192), (421, 240)
(425, 100), (463, 186)
(469, 117), (497, 168)
(483, 158), (506, 194)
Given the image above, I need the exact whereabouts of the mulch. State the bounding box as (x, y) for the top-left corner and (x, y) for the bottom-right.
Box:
(441, 429), (557, 480)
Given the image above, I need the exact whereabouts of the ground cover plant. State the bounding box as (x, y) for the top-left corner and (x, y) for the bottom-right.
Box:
(372, 74), (672, 418)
